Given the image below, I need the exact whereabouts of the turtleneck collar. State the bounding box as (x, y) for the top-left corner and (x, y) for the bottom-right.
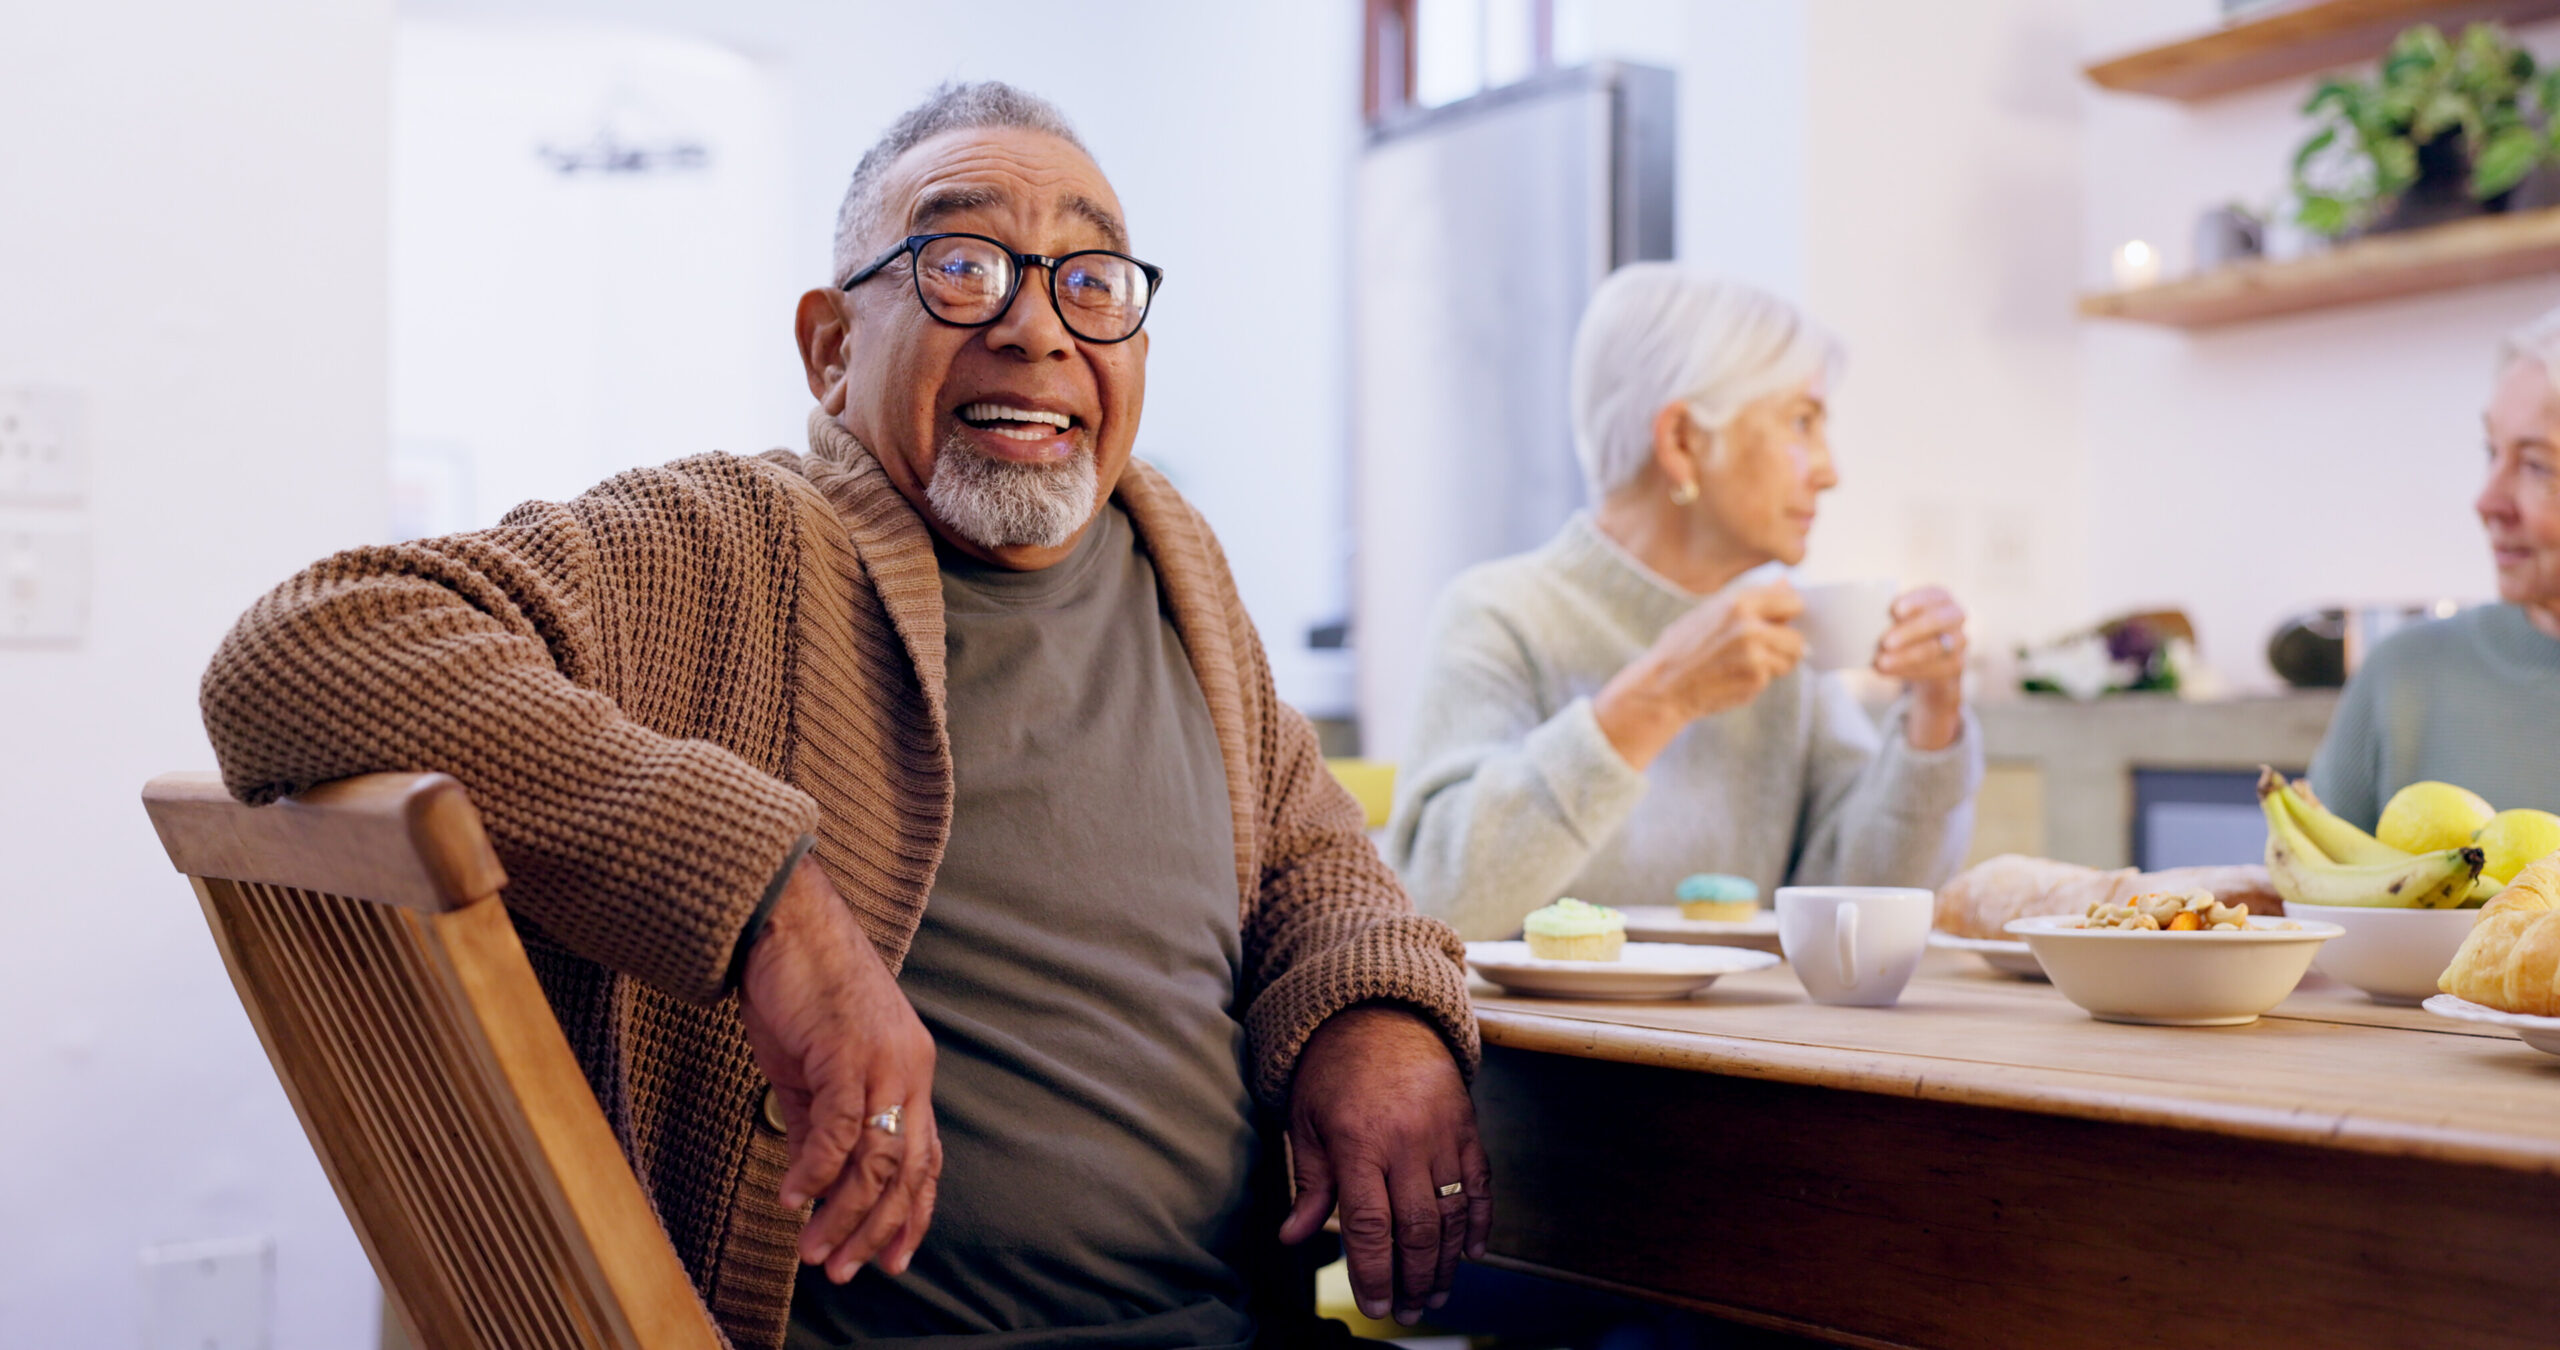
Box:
(1545, 512), (1784, 633)
(2470, 601), (2560, 680)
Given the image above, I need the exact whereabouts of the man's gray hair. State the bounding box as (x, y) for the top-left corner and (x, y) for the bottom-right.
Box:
(831, 81), (1089, 285)
(1569, 263), (1843, 499)
(2499, 304), (2560, 393)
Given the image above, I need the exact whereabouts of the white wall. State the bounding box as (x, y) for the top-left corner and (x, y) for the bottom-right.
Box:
(394, 19), (797, 536)
(1799, 0), (2092, 665)
(2080, 1), (2560, 690)
(0, 1), (392, 1345)
(1558, 0), (1811, 300)
(400, 0), (1366, 712)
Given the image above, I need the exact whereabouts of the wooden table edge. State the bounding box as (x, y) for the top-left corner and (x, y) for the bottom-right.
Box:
(1475, 1004), (2560, 1174)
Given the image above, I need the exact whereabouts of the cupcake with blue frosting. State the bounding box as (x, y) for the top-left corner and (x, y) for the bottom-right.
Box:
(1677, 873), (1759, 923)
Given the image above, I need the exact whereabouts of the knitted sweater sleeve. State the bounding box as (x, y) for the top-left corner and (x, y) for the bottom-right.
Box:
(198, 461), (822, 1005)
(1385, 574), (1650, 940)
(1233, 605), (1481, 1107)
(1789, 680), (1982, 889)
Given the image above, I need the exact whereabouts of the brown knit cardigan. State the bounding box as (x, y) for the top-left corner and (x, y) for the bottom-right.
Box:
(199, 411), (1478, 1349)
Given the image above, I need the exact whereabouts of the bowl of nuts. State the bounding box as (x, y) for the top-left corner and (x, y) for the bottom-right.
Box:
(2005, 891), (2342, 1026)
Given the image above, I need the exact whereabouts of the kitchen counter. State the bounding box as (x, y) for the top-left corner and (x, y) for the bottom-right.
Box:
(1971, 690), (2340, 868)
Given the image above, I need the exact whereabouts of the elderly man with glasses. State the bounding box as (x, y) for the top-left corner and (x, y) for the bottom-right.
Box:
(199, 82), (1485, 1349)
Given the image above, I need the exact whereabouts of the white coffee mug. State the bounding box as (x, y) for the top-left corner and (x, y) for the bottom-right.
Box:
(1776, 886), (1934, 1007)
(1794, 580), (1898, 672)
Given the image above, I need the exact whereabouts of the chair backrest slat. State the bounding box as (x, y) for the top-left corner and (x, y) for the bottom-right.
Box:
(235, 879), (597, 1349)
(148, 773), (506, 914)
(147, 773), (722, 1350)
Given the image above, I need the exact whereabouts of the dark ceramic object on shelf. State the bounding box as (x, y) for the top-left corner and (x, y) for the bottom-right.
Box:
(2195, 205), (2265, 271)
(2268, 609), (2348, 689)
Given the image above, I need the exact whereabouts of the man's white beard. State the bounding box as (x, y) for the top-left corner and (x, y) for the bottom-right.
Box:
(925, 432), (1099, 551)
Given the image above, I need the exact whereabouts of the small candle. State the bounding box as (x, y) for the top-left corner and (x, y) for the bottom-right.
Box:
(2111, 239), (2161, 289)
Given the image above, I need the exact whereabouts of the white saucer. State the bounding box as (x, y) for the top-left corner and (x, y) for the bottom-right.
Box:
(1464, 940), (1779, 1001)
(2422, 993), (2560, 1056)
(1619, 905), (1784, 954)
(1928, 931), (2046, 980)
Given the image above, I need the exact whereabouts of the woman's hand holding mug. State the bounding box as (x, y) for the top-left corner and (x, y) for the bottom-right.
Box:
(1595, 581), (1805, 771)
(1874, 585), (1967, 751)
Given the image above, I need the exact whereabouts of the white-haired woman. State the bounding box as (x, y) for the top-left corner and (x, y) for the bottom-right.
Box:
(2309, 309), (2560, 823)
(1387, 265), (1982, 940)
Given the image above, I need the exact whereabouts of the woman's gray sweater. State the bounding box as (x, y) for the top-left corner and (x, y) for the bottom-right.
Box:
(1385, 513), (1983, 941)
(2308, 603), (2560, 828)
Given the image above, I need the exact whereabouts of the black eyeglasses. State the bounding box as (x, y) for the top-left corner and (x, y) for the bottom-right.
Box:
(841, 232), (1164, 345)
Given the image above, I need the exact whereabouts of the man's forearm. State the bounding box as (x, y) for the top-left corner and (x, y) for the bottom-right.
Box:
(729, 833), (818, 989)
(202, 513), (822, 1003)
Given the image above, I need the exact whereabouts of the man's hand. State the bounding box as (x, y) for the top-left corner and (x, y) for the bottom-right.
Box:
(1278, 1004), (1490, 1326)
(738, 857), (941, 1284)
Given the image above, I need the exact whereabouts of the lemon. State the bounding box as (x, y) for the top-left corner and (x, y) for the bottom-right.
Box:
(2377, 781), (2497, 854)
(2476, 808), (2560, 884)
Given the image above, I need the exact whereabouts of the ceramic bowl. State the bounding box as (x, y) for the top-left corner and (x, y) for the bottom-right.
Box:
(2005, 915), (2342, 1026)
(2282, 901), (2484, 1006)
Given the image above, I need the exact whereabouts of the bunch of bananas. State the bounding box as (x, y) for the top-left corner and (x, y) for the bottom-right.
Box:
(2258, 767), (2489, 909)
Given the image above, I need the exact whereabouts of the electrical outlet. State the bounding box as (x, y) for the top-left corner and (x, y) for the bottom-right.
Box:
(0, 384), (87, 505)
(139, 1236), (273, 1350)
(0, 519), (91, 645)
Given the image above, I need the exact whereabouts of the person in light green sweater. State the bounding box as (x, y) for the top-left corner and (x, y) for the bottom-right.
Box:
(1386, 266), (1982, 942)
(2311, 307), (2560, 825)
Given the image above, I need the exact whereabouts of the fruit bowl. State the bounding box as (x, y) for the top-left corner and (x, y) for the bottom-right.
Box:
(2005, 915), (2342, 1026)
(2282, 901), (2484, 1005)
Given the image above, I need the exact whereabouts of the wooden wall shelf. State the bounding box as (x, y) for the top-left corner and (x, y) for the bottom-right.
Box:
(2078, 205), (2560, 328)
(2086, 0), (2560, 101)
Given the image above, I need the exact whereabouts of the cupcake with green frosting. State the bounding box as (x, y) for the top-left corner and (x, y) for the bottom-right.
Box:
(1522, 897), (1626, 961)
(1676, 873), (1759, 923)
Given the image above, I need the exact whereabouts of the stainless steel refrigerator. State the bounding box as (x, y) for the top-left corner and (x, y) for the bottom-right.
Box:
(1352, 61), (1676, 762)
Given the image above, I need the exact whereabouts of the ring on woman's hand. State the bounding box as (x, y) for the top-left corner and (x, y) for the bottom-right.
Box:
(1938, 632), (1957, 653)
(1436, 1181), (1464, 1198)
(868, 1104), (903, 1136)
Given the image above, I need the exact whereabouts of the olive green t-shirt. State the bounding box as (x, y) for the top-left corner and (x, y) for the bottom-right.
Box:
(787, 502), (1256, 1349)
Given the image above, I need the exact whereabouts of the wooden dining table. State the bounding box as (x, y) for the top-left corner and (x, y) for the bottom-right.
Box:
(1465, 948), (2560, 1350)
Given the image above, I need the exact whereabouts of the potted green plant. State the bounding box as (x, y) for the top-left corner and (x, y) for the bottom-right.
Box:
(2292, 23), (2560, 238)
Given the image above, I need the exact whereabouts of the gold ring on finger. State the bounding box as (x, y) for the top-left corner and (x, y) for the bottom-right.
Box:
(868, 1104), (903, 1136)
(1436, 1181), (1463, 1198)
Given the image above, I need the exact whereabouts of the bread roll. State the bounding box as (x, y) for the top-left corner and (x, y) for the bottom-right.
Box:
(1933, 854), (2280, 940)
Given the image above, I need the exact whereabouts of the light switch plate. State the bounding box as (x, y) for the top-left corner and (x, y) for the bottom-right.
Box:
(0, 519), (91, 645)
(0, 384), (87, 505)
(140, 1236), (274, 1350)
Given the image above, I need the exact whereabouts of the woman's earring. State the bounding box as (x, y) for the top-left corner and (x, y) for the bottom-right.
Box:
(1669, 480), (1699, 506)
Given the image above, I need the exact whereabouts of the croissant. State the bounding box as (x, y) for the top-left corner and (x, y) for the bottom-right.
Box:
(2439, 854), (2560, 1014)
(1933, 854), (2280, 940)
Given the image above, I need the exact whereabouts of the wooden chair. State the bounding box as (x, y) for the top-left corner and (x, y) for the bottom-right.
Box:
(142, 771), (723, 1350)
